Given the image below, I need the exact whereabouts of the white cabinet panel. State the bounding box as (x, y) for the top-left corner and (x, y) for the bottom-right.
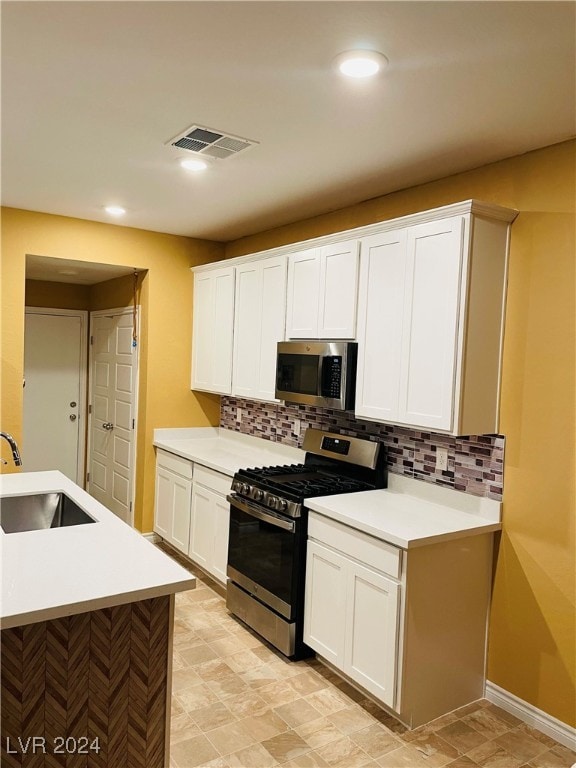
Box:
(192, 266), (234, 394)
(154, 469), (172, 541)
(304, 540), (347, 666)
(232, 263), (261, 398)
(286, 242), (358, 339)
(400, 218), (463, 431)
(259, 257), (287, 401)
(286, 248), (321, 338)
(154, 457), (192, 555)
(189, 471), (231, 585)
(345, 562), (399, 707)
(212, 493), (231, 584)
(189, 485), (213, 570)
(319, 241), (359, 338)
(232, 255), (287, 402)
(355, 229), (407, 422)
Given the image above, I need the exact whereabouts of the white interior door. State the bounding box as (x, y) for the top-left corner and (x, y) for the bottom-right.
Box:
(23, 309), (87, 483)
(88, 309), (138, 524)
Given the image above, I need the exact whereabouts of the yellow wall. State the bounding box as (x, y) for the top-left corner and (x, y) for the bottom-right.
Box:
(1, 208), (225, 531)
(225, 140), (576, 727)
(25, 279), (91, 309)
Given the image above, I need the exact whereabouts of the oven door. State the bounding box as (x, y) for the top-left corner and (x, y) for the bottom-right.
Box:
(227, 493), (301, 620)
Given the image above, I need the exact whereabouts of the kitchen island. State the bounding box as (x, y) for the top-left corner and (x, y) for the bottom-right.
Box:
(0, 471), (195, 768)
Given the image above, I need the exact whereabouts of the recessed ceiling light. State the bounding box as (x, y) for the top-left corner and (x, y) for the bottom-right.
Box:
(180, 158), (209, 172)
(334, 50), (388, 78)
(104, 205), (126, 216)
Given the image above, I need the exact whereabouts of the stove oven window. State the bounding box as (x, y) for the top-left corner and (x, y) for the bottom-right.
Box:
(228, 503), (300, 618)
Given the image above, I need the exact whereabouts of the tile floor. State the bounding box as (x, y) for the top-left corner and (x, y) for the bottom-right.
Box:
(165, 560), (575, 768)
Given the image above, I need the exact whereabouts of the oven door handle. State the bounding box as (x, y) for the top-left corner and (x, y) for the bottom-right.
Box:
(227, 494), (295, 532)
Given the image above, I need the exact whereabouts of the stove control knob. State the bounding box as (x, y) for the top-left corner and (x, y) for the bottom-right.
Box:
(253, 488), (263, 501)
(267, 495), (277, 509)
(276, 498), (287, 512)
(241, 483), (251, 495)
(232, 480), (242, 493)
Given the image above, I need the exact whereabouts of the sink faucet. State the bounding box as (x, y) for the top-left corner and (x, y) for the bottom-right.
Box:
(1, 432), (22, 466)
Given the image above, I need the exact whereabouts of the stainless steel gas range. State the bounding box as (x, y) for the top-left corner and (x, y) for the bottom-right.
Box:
(226, 428), (387, 659)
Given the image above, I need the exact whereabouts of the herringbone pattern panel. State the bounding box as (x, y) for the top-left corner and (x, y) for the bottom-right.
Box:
(1, 596), (171, 768)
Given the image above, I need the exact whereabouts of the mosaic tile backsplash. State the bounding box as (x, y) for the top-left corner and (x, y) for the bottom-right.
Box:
(221, 396), (504, 501)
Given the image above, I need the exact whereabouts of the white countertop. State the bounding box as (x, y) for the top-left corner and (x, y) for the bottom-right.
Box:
(153, 428), (500, 550)
(153, 428), (305, 476)
(306, 474), (501, 549)
(0, 471), (196, 629)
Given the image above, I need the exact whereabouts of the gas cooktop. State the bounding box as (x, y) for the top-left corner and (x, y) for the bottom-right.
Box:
(230, 429), (387, 518)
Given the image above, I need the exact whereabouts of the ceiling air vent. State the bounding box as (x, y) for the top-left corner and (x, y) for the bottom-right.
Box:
(167, 125), (258, 160)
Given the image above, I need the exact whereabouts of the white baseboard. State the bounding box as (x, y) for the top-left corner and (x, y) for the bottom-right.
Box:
(485, 680), (576, 751)
(142, 532), (161, 544)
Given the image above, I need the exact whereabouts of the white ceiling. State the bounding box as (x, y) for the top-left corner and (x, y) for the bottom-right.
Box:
(2, 1), (575, 243)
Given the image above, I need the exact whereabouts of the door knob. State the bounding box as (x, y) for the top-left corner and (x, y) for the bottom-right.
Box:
(102, 422), (114, 430)
(69, 414), (77, 421)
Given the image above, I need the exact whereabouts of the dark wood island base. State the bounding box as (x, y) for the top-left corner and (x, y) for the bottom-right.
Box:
(1, 595), (173, 768)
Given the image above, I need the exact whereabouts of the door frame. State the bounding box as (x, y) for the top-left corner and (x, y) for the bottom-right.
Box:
(87, 306), (140, 526)
(24, 306), (89, 485)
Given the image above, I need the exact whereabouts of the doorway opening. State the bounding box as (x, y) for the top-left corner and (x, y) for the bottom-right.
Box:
(24, 254), (146, 526)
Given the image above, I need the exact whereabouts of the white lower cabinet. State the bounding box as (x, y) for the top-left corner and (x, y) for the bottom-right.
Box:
(189, 465), (231, 584)
(304, 522), (399, 708)
(303, 541), (347, 666)
(304, 511), (494, 728)
(154, 451), (231, 584)
(153, 450), (193, 555)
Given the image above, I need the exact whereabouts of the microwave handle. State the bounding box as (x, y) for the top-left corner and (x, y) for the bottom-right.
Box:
(227, 494), (295, 532)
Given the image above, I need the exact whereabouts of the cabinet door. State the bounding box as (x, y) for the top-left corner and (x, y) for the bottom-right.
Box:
(258, 256), (287, 400)
(154, 467), (191, 555)
(232, 256), (287, 402)
(232, 262), (261, 398)
(189, 485), (214, 571)
(303, 540), (348, 666)
(399, 217), (463, 431)
(319, 241), (359, 339)
(191, 271), (215, 391)
(355, 229), (407, 422)
(344, 561), (400, 708)
(211, 492), (231, 584)
(286, 248), (321, 338)
(192, 267), (234, 394)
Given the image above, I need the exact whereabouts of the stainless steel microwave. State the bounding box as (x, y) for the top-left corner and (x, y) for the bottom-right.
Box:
(275, 341), (357, 410)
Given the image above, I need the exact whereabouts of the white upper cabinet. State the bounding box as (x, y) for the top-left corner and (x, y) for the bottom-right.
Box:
(356, 209), (513, 435)
(286, 241), (359, 339)
(400, 217), (464, 431)
(285, 248), (320, 338)
(355, 228), (408, 424)
(232, 255), (287, 402)
(191, 201), (516, 426)
(192, 266), (235, 394)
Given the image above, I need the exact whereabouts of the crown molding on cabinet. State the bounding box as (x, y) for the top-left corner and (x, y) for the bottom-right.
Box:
(191, 199), (519, 273)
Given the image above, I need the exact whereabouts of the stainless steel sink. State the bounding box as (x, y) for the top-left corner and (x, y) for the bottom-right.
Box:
(0, 492), (97, 534)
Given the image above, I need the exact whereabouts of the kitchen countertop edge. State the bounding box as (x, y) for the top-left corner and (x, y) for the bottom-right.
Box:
(153, 427), (305, 476)
(0, 471), (196, 629)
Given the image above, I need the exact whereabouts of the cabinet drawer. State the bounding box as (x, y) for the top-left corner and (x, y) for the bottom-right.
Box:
(308, 512), (401, 580)
(194, 464), (232, 496)
(156, 449), (193, 479)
